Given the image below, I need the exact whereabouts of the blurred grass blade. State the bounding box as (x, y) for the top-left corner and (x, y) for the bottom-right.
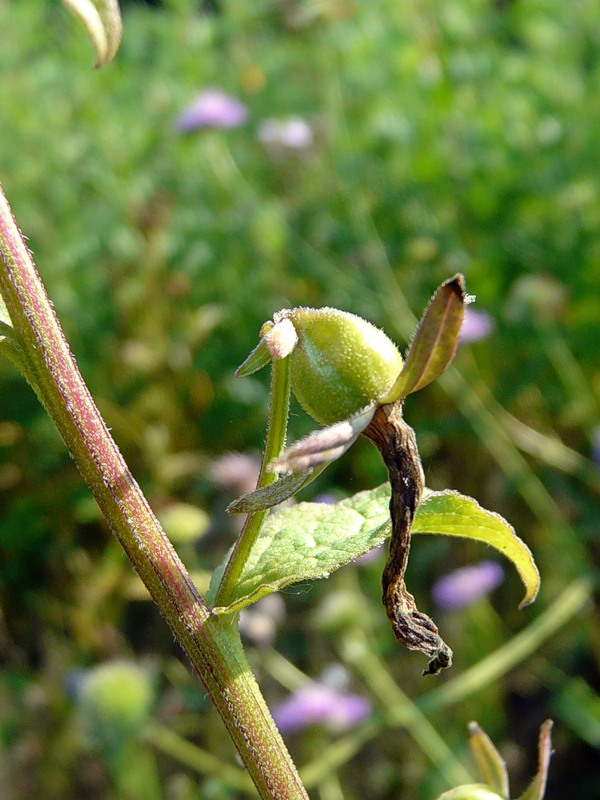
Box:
(551, 676), (600, 747)
(63, 0), (122, 67)
(143, 722), (253, 791)
(387, 274), (466, 401)
(496, 406), (600, 496)
(418, 580), (591, 715)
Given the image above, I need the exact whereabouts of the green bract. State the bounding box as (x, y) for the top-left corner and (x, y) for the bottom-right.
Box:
(284, 307), (403, 425)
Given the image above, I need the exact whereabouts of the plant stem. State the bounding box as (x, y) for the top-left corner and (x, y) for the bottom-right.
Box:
(214, 355), (291, 606)
(0, 184), (308, 800)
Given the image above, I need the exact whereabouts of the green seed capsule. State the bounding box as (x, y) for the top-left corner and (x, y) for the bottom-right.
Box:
(281, 307), (403, 425)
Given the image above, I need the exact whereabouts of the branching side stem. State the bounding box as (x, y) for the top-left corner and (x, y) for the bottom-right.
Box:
(214, 356), (291, 607)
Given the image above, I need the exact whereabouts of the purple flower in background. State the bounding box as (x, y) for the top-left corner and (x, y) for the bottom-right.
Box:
(239, 594), (286, 647)
(459, 308), (495, 344)
(356, 542), (384, 565)
(209, 452), (260, 495)
(176, 89), (248, 132)
(257, 117), (313, 150)
(433, 560), (504, 610)
(312, 493), (337, 505)
(272, 683), (371, 734)
(64, 668), (88, 701)
(592, 426), (600, 467)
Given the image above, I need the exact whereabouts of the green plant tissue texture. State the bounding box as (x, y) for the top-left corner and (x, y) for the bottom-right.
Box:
(0, 294), (11, 329)
(209, 486), (539, 613)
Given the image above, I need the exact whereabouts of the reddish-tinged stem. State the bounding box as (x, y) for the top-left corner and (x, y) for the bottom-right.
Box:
(0, 185), (308, 800)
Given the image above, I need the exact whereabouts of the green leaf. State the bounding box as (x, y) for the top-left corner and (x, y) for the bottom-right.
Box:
(413, 489), (540, 608)
(209, 485), (539, 613)
(386, 274), (466, 401)
(208, 484), (392, 610)
(468, 722), (510, 799)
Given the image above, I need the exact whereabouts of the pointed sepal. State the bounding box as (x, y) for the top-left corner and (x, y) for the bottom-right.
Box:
(271, 406), (376, 473)
(235, 338), (272, 376)
(235, 317), (298, 376)
(227, 468), (317, 514)
(385, 274), (467, 401)
(468, 721), (510, 799)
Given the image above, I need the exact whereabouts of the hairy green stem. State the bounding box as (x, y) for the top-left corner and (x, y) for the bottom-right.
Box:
(214, 355), (291, 606)
(0, 185), (308, 800)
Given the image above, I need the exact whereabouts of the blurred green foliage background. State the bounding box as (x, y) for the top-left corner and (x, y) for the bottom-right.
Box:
(0, 0), (599, 797)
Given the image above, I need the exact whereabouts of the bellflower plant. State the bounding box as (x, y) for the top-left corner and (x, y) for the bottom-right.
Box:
(0, 4), (551, 800)
(219, 275), (539, 674)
